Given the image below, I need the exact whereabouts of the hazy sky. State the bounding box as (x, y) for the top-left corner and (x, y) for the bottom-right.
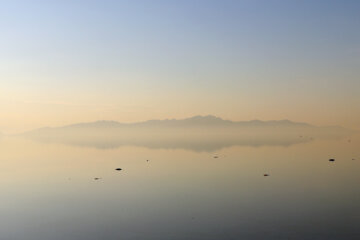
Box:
(1, 0), (360, 133)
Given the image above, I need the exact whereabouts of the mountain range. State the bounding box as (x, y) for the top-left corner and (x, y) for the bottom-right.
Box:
(25, 115), (346, 131)
(20, 115), (353, 151)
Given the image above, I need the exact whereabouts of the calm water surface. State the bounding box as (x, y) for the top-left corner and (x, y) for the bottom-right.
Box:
(0, 134), (359, 240)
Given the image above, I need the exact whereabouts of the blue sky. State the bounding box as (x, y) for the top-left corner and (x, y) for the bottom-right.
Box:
(1, 0), (360, 132)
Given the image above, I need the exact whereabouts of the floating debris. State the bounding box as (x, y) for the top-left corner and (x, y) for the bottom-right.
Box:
(115, 168), (122, 171)
(94, 178), (101, 180)
(146, 160), (149, 162)
(213, 156), (219, 159)
(264, 174), (269, 177)
(329, 159), (335, 162)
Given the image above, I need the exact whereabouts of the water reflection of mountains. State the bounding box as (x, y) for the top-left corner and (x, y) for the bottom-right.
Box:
(23, 116), (353, 151)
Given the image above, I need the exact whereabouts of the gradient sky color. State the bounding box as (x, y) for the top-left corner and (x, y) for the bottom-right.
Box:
(1, 0), (360, 133)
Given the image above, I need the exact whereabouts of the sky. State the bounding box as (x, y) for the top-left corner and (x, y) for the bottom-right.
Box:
(1, 0), (360, 134)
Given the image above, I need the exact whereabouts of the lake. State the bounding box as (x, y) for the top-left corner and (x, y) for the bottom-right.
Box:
(0, 134), (359, 240)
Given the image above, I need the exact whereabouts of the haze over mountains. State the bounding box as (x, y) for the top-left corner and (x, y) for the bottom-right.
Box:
(24, 115), (350, 133)
(22, 115), (353, 151)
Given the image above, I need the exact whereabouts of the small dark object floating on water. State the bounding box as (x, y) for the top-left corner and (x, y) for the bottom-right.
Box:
(146, 160), (149, 162)
(94, 178), (101, 180)
(115, 168), (122, 171)
(264, 174), (269, 177)
(213, 156), (219, 158)
(329, 159), (335, 162)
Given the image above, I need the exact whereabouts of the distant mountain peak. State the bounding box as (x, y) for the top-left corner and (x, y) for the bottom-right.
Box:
(188, 115), (221, 119)
(185, 115), (226, 121)
(22, 116), (354, 136)
(63, 120), (123, 129)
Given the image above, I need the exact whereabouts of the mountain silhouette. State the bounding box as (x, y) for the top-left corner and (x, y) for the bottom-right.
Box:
(35, 115), (314, 129)
(22, 115), (353, 151)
